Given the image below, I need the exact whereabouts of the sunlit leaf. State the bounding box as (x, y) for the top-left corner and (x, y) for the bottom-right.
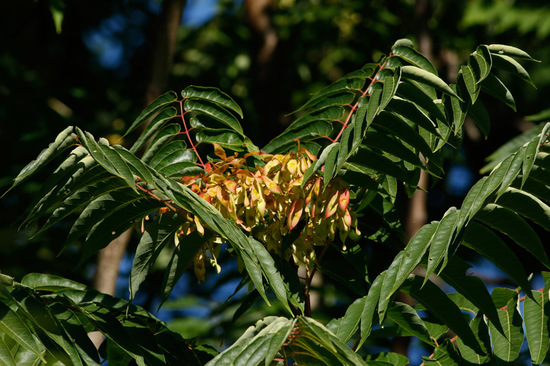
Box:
(0, 303), (45, 363)
(487, 44), (538, 61)
(182, 85), (244, 118)
(184, 99), (244, 136)
(488, 296), (523, 363)
(391, 44), (437, 74)
(524, 289), (550, 364)
(401, 65), (460, 100)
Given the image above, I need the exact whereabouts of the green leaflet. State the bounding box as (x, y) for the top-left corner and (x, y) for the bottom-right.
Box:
(359, 271), (386, 348)
(366, 82), (383, 126)
(142, 123), (182, 164)
(364, 131), (425, 170)
(130, 213), (182, 301)
(302, 141), (339, 186)
(130, 107), (178, 154)
(294, 71), (369, 113)
(206, 317), (296, 366)
(21, 273), (87, 292)
(522, 123), (550, 187)
(497, 187), (550, 232)
(391, 44), (437, 74)
(184, 99), (244, 136)
(160, 231), (207, 305)
(303, 91), (357, 111)
(262, 120), (333, 154)
(378, 223), (438, 322)
(262, 104), (343, 154)
(439, 257), (502, 334)
(195, 130), (248, 151)
(98, 143), (138, 193)
(472, 45), (492, 83)
(460, 64), (480, 104)
(182, 85), (244, 118)
(481, 123), (547, 174)
(293, 317), (367, 366)
(524, 289), (550, 364)
(37, 176), (126, 240)
(347, 146), (413, 185)
(386, 302), (433, 345)
(322, 141), (340, 186)
(327, 297), (365, 343)
(523, 168), (550, 203)
(422, 339), (462, 366)
(457, 152), (518, 229)
(468, 98), (490, 139)
(475, 203), (550, 268)
(113, 146), (156, 183)
(0, 335), (17, 366)
(462, 221), (531, 293)
(401, 65), (460, 100)
(492, 53), (536, 87)
(76, 129), (137, 192)
(386, 97), (440, 137)
(367, 352), (409, 366)
(6, 126), (76, 191)
(373, 111), (433, 161)
(81, 197), (163, 266)
(0, 303), (46, 363)
(445, 83), (468, 135)
(148, 141), (194, 170)
(486, 44), (538, 61)
(456, 314), (492, 365)
(326, 271), (385, 349)
(21, 146), (93, 226)
(396, 81), (447, 123)
(481, 73), (516, 111)
(378, 68), (400, 113)
(20, 295), (82, 366)
(352, 95), (369, 150)
(424, 207), (459, 282)
(283, 106), (346, 134)
(402, 276), (483, 354)
(125, 91), (178, 136)
(488, 296), (524, 363)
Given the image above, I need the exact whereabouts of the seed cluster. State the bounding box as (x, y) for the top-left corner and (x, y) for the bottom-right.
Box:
(177, 144), (359, 281)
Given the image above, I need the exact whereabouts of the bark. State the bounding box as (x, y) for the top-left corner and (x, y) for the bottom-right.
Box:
(244, 0), (278, 68)
(89, 0), (186, 349)
(244, 0), (284, 144)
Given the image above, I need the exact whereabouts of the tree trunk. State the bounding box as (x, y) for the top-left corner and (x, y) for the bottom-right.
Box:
(392, 0), (433, 357)
(244, 0), (284, 144)
(89, 0), (186, 349)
